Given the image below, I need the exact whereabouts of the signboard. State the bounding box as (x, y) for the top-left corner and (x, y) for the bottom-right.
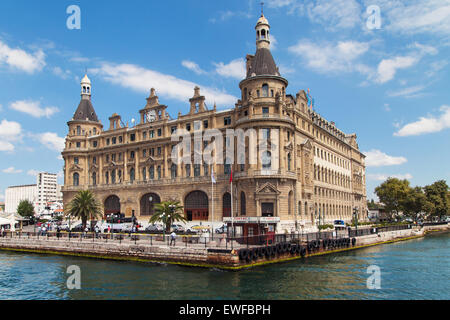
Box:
(223, 217), (280, 224)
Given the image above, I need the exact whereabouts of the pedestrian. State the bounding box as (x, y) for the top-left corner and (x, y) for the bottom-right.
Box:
(42, 226), (47, 236)
(170, 231), (177, 246)
(94, 225), (100, 238)
(37, 226), (41, 236)
(1, 226), (4, 237)
(108, 225), (111, 233)
(56, 226), (61, 239)
(84, 226), (89, 238)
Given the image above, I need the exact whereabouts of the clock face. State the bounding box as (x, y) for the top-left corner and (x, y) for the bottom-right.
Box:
(146, 110), (157, 122)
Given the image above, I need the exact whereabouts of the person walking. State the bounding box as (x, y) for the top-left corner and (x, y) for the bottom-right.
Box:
(1, 226), (4, 238)
(56, 226), (61, 239)
(94, 225), (100, 238)
(170, 231), (177, 247)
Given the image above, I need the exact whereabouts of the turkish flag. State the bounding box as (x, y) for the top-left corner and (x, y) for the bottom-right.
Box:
(229, 168), (233, 184)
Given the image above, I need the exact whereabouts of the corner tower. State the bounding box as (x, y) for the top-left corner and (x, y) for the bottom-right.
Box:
(63, 74), (103, 190)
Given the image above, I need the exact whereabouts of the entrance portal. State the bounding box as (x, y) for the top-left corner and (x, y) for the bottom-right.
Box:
(184, 191), (209, 221)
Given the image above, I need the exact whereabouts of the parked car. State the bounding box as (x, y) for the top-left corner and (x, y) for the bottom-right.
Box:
(186, 226), (200, 234)
(215, 225), (228, 234)
(145, 224), (163, 233)
(171, 224), (185, 232)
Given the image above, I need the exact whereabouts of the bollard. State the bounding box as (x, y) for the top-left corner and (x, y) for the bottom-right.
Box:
(150, 235), (152, 246)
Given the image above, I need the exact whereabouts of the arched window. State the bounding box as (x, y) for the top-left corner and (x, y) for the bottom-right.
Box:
(76, 126), (81, 135)
(149, 166), (155, 180)
(73, 173), (79, 186)
(288, 191), (293, 215)
(288, 153), (292, 171)
(92, 172), (96, 186)
(105, 172), (109, 184)
(223, 193), (231, 217)
(142, 167), (147, 181)
(140, 193), (161, 216)
(262, 151), (271, 169)
(171, 164), (177, 178)
(130, 168), (135, 182)
(111, 170), (116, 184)
(104, 195), (120, 215)
(240, 192), (246, 216)
(262, 84), (269, 97)
(261, 29), (266, 39)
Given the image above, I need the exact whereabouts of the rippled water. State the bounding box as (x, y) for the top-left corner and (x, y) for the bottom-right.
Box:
(0, 232), (448, 300)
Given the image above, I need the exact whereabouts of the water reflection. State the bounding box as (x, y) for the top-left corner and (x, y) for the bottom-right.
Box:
(0, 233), (448, 300)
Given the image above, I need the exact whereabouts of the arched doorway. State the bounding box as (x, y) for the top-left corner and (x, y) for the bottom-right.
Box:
(223, 193), (231, 217)
(140, 193), (161, 216)
(104, 195), (120, 215)
(184, 191), (209, 221)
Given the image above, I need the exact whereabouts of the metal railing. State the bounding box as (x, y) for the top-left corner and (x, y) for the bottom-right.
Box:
(0, 223), (416, 251)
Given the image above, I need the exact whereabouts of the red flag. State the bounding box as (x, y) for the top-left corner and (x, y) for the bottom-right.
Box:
(229, 168), (233, 183)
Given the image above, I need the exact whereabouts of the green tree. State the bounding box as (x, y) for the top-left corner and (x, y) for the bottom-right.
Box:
(149, 201), (186, 232)
(375, 178), (410, 221)
(64, 190), (103, 230)
(403, 187), (431, 223)
(17, 200), (35, 218)
(424, 180), (449, 220)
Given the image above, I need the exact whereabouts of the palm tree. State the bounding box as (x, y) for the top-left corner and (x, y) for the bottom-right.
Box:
(65, 190), (103, 230)
(149, 201), (186, 232)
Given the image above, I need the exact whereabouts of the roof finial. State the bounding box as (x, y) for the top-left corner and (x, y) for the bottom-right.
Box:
(261, 2), (264, 16)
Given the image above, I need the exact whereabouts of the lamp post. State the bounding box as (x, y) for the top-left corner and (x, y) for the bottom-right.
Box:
(353, 207), (359, 236)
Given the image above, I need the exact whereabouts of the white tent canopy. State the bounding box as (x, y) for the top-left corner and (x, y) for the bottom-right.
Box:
(0, 217), (11, 226)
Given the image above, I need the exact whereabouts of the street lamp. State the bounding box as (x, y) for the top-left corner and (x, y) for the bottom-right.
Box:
(353, 207), (359, 236)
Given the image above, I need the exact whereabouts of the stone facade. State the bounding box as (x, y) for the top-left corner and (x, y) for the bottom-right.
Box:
(62, 14), (367, 233)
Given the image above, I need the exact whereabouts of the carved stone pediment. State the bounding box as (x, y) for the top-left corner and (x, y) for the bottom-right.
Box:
(284, 141), (293, 151)
(255, 182), (280, 195)
(105, 161), (118, 169)
(301, 138), (312, 150)
(69, 164), (83, 172)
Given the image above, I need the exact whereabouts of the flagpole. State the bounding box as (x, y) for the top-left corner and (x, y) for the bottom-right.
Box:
(231, 170), (234, 238)
(211, 173), (214, 239)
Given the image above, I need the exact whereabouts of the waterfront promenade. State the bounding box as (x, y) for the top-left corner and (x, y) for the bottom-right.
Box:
(0, 223), (448, 270)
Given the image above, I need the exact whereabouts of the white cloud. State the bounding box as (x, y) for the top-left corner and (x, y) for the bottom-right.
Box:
(0, 104), (2, 112)
(0, 119), (22, 152)
(364, 149), (407, 167)
(288, 39), (370, 74)
(0, 40), (46, 73)
(209, 10), (252, 23)
(387, 85), (426, 98)
(374, 56), (418, 84)
(367, 173), (413, 181)
(10, 100), (59, 118)
(27, 169), (40, 177)
(302, 0), (362, 30)
(367, 0), (450, 35)
(2, 167), (22, 174)
(214, 58), (246, 80)
(394, 106), (450, 137)
(270, 35), (278, 51)
(91, 62), (237, 106)
(181, 60), (206, 75)
(52, 66), (72, 80)
(37, 132), (65, 152)
(426, 60), (448, 77)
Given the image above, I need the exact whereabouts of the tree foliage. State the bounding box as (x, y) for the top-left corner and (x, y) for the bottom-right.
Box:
(375, 178), (410, 220)
(375, 178), (449, 221)
(149, 201), (186, 232)
(17, 200), (35, 217)
(424, 180), (449, 219)
(64, 190), (103, 229)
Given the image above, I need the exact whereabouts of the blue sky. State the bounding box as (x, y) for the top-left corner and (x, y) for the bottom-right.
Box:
(0, 0), (449, 201)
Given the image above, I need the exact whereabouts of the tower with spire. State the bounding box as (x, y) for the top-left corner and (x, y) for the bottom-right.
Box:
(63, 74), (103, 188)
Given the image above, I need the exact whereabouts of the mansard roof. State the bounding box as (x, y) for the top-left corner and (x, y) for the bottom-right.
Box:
(73, 99), (99, 122)
(247, 48), (280, 78)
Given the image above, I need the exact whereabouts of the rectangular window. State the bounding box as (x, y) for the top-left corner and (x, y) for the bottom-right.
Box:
(143, 131), (147, 140)
(262, 107), (269, 114)
(111, 154), (116, 162)
(224, 117), (232, 126)
(171, 126), (177, 134)
(76, 142), (81, 148)
(119, 136), (123, 143)
(130, 133), (136, 142)
(157, 128), (162, 136)
(74, 157), (79, 164)
(143, 149), (147, 158)
(150, 130), (154, 138)
(157, 147), (161, 156)
(112, 137), (117, 144)
(186, 123), (191, 131)
(203, 120), (209, 129)
(106, 138), (110, 146)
